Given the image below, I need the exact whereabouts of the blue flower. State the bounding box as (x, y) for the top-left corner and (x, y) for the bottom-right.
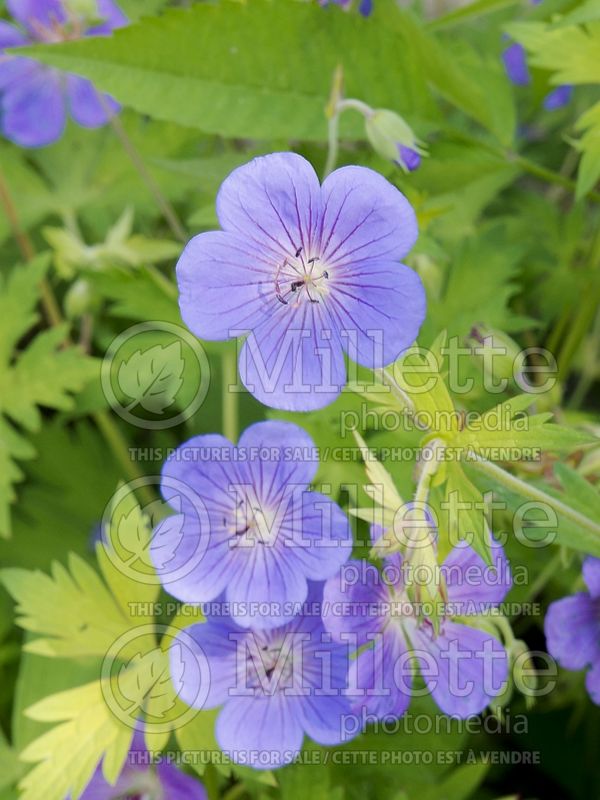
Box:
(171, 584), (358, 770)
(502, 42), (530, 86)
(176, 152), (425, 411)
(545, 556), (600, 705)
(543, 84), (573, 111)
(0, 0), (127, 147)
(322, 534), (511, 720)
(77, 728), (206, 799)
(150, 420), (352, 629)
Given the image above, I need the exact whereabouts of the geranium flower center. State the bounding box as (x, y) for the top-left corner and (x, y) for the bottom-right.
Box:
(275, 246), (330, 306)
(30, 12), (87, 43)
(228, 496), (278, 548)
(246, 634), (296, 693)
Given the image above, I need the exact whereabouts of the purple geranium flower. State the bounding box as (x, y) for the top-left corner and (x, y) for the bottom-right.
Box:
(543, 84), (573, 111)
(172, 584), (358, 770)
(502, 42), (530, 86)
(176, 152), (425, 411)
(545, 556), (600, 705)
(78, 728), (206, 799)
(0, 0), (126, 147)
(150, 420), (352, 629)
(322, 535), (511, 721)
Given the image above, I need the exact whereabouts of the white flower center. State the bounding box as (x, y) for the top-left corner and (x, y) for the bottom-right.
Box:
(274, 246), (330, 306)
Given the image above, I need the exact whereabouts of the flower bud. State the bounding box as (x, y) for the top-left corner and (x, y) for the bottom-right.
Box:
(365, 109), (425, 172)
(64, 278), (100, 319)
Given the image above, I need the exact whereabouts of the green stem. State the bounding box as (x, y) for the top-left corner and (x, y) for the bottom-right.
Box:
(323, 108), (341, 180)
(471, 456), (600, 540)
(92, 411), (155, 506)
(323, 98), (372, 178)
(100, 99), (188, 243)
(222, 346), (239, 443)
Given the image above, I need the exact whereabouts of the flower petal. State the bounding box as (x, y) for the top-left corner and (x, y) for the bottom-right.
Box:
(177, 230), (274, 341)
(319, 165), (417, 266)
(216, 152), (322, 264)
(67, 75), (119, 127)
(216, 695), (304, 770)
(151, 434), (242, 602)
(543, 84), (573, 111)
(226, 543), (308, 629)
(0, 23), (33, 90)
(545, 593), (600, 671)
(157, 762), (207, 800)
(296, 692), (357, 746)
(327, 259), (425, 367)
(1, 68), (66, 147)
(283, 491), (352, 581)
(585, 660), (600, 706)
(323, 560), (389, 646)
(410, 621), (508, 717)
(238, 301), (346, 411)
(502, 42), (530, 86)
(349, 624), (412, 720)
(7, 0), (65, 31)
(237, 420), (319, 491)
(583, 557), (600, 599)
(89, 0), (128, 34)
(171, 619), (241, 710)
(0, 20), (27, 48)
(443, 539), (512, 613)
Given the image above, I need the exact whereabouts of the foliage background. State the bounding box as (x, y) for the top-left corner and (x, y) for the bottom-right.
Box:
(0, 0), (599, 798)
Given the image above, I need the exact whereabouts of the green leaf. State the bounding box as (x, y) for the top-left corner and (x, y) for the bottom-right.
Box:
(19, 678), (133, 800)
(0, 257), (97, 537)
(508, 20), (600, 85)
(1, 554), (134, 659)
(14, 0), (513, 144)
(12, 1), (427, 141)
(423, 225), (532, 344)
(443, 462), (492, 564)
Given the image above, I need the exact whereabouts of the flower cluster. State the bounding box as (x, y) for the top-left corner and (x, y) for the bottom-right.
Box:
(157, 152), (520, 769)
(156, 419), (513, 768)
(0, 0), (126, 147)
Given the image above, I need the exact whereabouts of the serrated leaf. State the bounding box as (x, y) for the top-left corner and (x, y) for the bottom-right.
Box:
(508, 20), (600, 85)
(0, 257), (97, 537)
(0, 554), (132, 659)
(19, 678), (135, 800)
